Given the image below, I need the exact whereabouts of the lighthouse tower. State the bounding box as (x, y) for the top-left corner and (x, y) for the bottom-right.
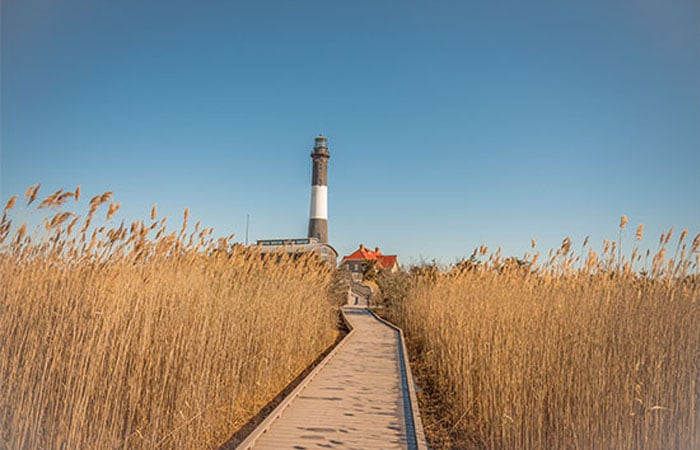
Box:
(308, 134), (330, 243)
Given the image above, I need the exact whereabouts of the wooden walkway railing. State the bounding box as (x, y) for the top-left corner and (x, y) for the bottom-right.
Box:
(235, 305), (427, 450)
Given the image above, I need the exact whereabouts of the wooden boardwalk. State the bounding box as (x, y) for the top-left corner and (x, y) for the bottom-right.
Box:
(237, 305), (427, 450)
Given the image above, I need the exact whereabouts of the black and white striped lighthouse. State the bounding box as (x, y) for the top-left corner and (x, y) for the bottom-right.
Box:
(308, 134), (329, 243)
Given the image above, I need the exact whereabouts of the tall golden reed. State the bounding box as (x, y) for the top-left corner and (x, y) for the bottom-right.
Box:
(0, 186), (338, 449)
(386, 228), (699, 449)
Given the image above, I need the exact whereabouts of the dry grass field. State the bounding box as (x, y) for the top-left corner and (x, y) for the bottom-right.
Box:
(0, 185), (338, 449)
(383, 223), (699, 449)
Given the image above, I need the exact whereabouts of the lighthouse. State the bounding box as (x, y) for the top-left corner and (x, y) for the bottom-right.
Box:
(308, 134), (330, 243)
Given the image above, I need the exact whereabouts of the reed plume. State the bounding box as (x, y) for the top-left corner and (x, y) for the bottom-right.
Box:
(620, 214), (628, 229)
(4, 195), (17, 211)
(24, 184), (41, 205)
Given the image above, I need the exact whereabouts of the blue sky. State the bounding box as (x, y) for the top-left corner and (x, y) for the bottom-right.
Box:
(2, 0), (698, 264)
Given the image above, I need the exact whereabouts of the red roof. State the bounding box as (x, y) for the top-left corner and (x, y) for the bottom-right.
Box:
(379, 255), (398, 268)
(341, 246), (398, 269)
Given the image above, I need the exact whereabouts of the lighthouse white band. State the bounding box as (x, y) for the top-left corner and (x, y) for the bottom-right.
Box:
(309, 185), (328, 219)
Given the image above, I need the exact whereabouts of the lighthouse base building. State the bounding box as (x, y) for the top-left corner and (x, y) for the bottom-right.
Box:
(256, 237), (337, 266)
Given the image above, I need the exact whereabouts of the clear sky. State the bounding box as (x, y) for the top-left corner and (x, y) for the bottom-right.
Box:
(2, 0), (698, 264)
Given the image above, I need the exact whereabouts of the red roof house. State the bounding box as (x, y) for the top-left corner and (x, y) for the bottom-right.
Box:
(341, 244), (400, 278)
